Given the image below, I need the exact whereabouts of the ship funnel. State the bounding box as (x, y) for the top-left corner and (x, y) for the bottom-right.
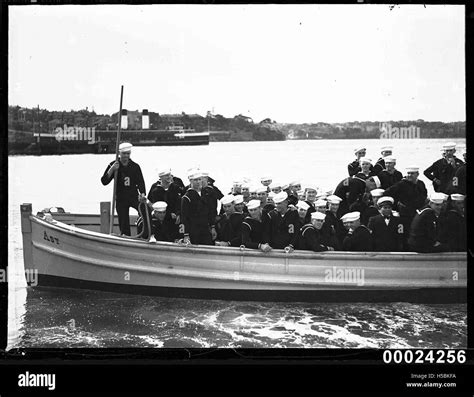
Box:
(121, 109), (128, 129)
(142, 109), (149, 129)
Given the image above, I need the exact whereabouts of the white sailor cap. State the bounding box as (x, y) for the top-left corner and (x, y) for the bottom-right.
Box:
(273, 191), (288, 204)
(221, 195), (235, 205)
(314, 199), (328, 208)
(384, 156), (396, 163)
(282, 183), (290, 190)
(241, 182), (250, 189)
(450, 194), (465, 201)
(119, 142), (133, 153)
(311, 211), (326, 221)
(233, 195), (244, 205)
(429, 192), (447, 204)
(297, 190), (305, 197)
(305, 184), (318, 192)
(268, 191), (276, 199)
(380, 145), (393, 152)
(260, 176), (272, 182)
(247, 200), (261, 210)
(232, 180), (242, 187)
(249, 185), (258, 194)
(256, 186), (268, 194)
(340, 211), (360, 222)
(296, 201), (310, 211)
(442, 142), (456, 150)
(200, 170), (209, 177)
(359, 157), (372, 165)
(406, 166), (419, 173)
(158, 168), (171, 177)
(370, 188), (385, 197)
(289, 180), (301, 186)
(187, 168), (202, 179)
(152, 201), (167, 211)
(377, 196), (394, 207)
(327, 194), (343, 204)
(354, 146), (366, 154)
(269, 181), (282, 190)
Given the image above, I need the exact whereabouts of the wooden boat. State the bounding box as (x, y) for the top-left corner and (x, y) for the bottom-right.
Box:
(20, 203), (467, 303)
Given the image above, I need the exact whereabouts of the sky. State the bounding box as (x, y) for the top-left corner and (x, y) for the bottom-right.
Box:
(9, 4), (465, 123)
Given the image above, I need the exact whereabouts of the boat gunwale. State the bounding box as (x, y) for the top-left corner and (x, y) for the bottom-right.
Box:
(30, 214), (468, 263)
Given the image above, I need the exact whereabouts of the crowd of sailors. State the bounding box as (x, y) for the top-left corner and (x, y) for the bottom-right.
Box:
(101, 141), (466, 253)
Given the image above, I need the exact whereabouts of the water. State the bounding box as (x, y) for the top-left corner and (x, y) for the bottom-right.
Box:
(7, 138), (467, 349)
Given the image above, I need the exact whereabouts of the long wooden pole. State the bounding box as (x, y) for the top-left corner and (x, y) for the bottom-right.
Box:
(110, 85), (124, 234)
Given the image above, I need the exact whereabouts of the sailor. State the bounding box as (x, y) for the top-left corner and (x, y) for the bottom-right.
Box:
(378, 156), (403, 189)
(423, 142), (464, 194)
(372, 145), (393, 175)
(180, 168), (215, 245)
(289, 181), (302, 196)
(384, 166), (427, 248)
(147, 168), (182, 223)
(147, 201), (180, 242)
(314, 199), (328, 214)
(453, 147), (466, 195)
(233, 194), (247, 216)
(304, 185), (318, 210)
(297, 189), (306, 201)
(230, 180), (242, 195)
(267, 191), (276, 206)
(241, 200), (272, 252)
(363, 188), (385, 225)
(438, 194), (466, 252)
(348, 146), (373, 176)
(341, 211), (373, 252)
(333, 175), (367, 216)
(263, 191), (299, 251)
(260, 176), (273, 192)
(324, 194), (345, 248)
(285, 182), (299, 206)
(257, 186), (275, 217)
(216, 194), (235, 242)
(100, 142), (146, 236)
(241, 183), (251, 203)
(297, 212), (335, 252)
(407, 192), (449, 253)
(201, 170), (224, 226)
(296, 200), (311, 226)
(354, 157), (377, 180)
(367, 196), (404, 252)
(269, 181), (283, 194)
(249, 185), (258, 200)
(218, 194), (246, 246)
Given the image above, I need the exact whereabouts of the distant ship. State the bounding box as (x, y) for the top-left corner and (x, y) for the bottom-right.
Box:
(8, 110), (210, 155)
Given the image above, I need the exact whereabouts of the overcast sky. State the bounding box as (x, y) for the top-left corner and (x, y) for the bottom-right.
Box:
(9, 4), (465, 123)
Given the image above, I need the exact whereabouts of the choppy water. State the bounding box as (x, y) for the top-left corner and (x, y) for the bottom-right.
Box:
(8, 138), (467, 349)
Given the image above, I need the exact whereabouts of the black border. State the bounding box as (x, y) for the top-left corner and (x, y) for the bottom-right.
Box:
(2, 1), (473, 394)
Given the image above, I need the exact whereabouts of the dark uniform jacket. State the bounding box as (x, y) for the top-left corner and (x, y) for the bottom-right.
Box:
(372, 158), (386, 175)
(423, 156), (464, 194)
(263, 208), (299, 249)
(137, 213), (180, 242)
(439, 209), (466, 252)
(384, 179), (427, 220)
(262, 203), (275, 217)
(367, 214), (404, 252)
(241, 216), (266, 249)
(342, 225), (373, 251)
(378, 169), (403, 190)
(333, 176), (366, 216)
(407, 207), (443, 253)
(228, 212), (245, 246)
(354, 171), (377, 181)
(101, 159), (146, 201)
(349, 200), (372, 226)
(202, 185), (223, 225)
(180, 189), (214, 234)
(216, 213), (233, 242)
(297, 224), (330, 252)
(453, 164), (466, 195)
(147, 182), (182, 216)
(324, 211), (346, 249)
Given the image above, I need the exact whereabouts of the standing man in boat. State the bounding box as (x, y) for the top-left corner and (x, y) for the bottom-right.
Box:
(340, 211), (373, 251)
(241, 200), (272, 252)
(407, 192), (449, 253)
(439, 194), (466, 252)
(378, 156), (403, 189)
(367, 197), (404, 252)
(423, 142), (464, 194)
(384, 166), (428, 249)
(372, 145), (393, 175)
(181, 168), (216, 245)
(147, 168), (182, 224)
(348, 147), (373, 176)
(263, 191), (299, 252)
(100, 142), (146, 236)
